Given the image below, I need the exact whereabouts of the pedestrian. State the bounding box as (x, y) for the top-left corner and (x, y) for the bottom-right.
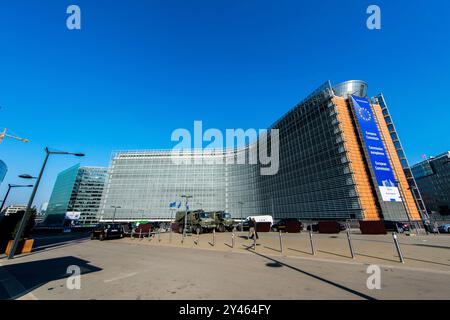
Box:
(248, 218), (254, 239)
(249, 218), (259, 240)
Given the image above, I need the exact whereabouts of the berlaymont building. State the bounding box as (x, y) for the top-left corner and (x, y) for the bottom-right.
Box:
(99, 80), (426, 223)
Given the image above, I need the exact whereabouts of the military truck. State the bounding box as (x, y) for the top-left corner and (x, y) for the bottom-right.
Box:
(174, 210), (216, 234)
(212, 211), (235, 232)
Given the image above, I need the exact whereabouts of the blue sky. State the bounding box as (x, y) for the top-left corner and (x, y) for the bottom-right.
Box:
(0, 0), (449, 207)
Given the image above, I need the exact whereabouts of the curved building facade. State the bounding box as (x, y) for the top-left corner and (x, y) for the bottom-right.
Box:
(0, 160), (7, 186)
(99, 81), (423, 222)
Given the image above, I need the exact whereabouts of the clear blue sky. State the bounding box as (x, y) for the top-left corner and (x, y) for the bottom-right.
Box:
(0, 0), (449, 207)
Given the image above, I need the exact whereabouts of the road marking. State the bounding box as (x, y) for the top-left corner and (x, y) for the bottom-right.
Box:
(103, 272), (138, 283)
(0, 262), (38, 300)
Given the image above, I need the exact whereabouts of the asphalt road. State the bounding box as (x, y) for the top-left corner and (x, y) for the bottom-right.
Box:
(1, 233), (450, 300)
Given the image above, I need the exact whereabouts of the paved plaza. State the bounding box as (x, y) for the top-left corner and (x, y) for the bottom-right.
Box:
(0, 231), (449, 300)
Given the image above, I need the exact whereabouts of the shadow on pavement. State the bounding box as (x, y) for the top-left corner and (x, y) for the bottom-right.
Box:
(263, 246), (282, 253)
(32, 233), (91, 251)
(247, 249), (376, 300)
(318, 250), (352, 259)
(287, 247), (313, 255)
(356, 252), (400, 264)
(0, 233), (91, 261)
(412, 244), (450, 250)
(403, 256), (450, 267)
(0, 256), (102, 300)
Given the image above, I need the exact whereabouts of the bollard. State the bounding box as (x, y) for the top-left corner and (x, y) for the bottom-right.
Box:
(346, 230), (355, 259)
(392, 232), (405, 263)
(196, 228), (200, 245)
(169, 226), (172, 243)
(309, 230), (315, 255)
(232, 232), (235, 248)
(279, 230), (284, 254)
(139, 230), (142, 240)
(253, 231), (256, 251)
(212, 229), (216, 246)
(158, 229), (161, 242)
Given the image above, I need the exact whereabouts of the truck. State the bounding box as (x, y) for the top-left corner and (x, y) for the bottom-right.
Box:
(211, 211), (235, 232)
(174, 210), (216, 234)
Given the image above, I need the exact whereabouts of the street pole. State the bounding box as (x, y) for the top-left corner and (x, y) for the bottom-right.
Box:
(309, 230), (315, 255)
(0, 185), (12, 213)
(8, 147), (84, 259)
(8, 151), (49, 259)
(181, 195), (192, 241)
(346, 230), (355, 259)
(238, 201), (243, 231)
(111, 206), (121, 223)
(0, 184), (33, 213)
(392, 232), (405, 263)
(169, 208), (174, 243)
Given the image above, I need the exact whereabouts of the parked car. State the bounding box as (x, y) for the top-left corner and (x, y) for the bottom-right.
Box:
(383, 220), (410, 233)
(91, 223), (124, 241)
(272, 218), (303, 232)
(438, 224), (450, 233)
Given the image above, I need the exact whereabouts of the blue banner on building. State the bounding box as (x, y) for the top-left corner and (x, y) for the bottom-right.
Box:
(351, 95), (401, 202)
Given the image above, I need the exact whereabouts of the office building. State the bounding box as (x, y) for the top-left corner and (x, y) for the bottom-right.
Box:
(0, 160), (7, 185)
(44, 164), (108, 226)
(3, 205), (27, 216)
(100, 80), (423, 223)
(412, 152), (450, 220)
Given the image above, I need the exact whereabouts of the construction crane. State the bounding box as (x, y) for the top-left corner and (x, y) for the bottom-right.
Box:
(0, 128), (29, 144)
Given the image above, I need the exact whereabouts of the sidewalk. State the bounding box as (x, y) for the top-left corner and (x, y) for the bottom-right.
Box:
(122, 231), (450, 272)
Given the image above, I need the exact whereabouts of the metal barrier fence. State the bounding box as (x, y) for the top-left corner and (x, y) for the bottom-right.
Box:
(122, 221), (450, 266)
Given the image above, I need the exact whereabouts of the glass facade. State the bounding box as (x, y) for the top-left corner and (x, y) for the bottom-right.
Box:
(100, 150), (258, 220)
(412, 152), (450, 219)
(100, 81), (421, 222)
(0, 159), (7, 185)
(45, 164), (108, 226)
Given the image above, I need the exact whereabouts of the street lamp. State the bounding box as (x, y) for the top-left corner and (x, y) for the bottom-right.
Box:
(8, 147), (84, 259)
(111, 206), (121, 223)
(181, 194), (192, 240)
(238, 201), (244, 231)
(18, 174), (37, 180)
(0, 184), (34, 213)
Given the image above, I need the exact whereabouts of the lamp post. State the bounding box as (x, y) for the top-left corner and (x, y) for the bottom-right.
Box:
(111, 206), (121, 223)
(8, 147), (84, 259)
(238, 201), (244, 231)
(0, 184), (34, 213)
(181, 194), (192, 240)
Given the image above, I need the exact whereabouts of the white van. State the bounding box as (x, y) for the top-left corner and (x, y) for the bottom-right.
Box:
(240, 215), (274, 231)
